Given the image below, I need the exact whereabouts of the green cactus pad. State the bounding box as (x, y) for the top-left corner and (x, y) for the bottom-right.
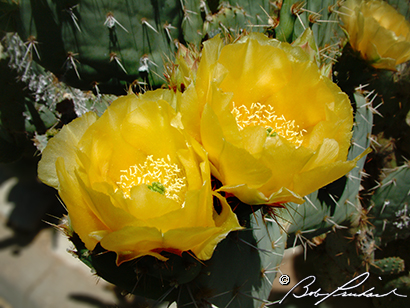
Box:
(202, 1), (274, 40)
(370, 164), (410, 246)
(370, 256), (405, 275)
(276, 0), (342, 47)
(15, 0), (184, 92)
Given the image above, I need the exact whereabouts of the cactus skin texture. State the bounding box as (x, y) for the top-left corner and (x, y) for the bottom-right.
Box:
(371, 256), (405, 275)
(370, 165), (410, 246)
(11, 0), (279, 94)
(14, 0), (183, 93)
(200, 1), (275, 40)
(275, 0), (343, 46)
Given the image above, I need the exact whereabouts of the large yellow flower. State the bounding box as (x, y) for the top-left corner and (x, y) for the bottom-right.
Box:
(181, 33), (366, 206)
(38, 91), (241, 265)
(340, 0), (410, 70)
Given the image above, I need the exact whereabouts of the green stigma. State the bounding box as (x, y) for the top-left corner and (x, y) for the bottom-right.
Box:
(266, 127), (277, 137)
(147, 182), (166, 195)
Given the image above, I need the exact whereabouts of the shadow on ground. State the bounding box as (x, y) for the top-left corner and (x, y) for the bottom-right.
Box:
(0, 152), (65, 253)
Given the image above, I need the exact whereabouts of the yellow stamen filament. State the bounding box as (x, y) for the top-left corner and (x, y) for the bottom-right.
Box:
(232, 102), (307, 147)
(116, 155), (186, 203)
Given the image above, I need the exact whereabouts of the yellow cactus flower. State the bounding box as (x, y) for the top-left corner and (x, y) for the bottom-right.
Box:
(340, 0), (410, 70)
(181, 33), (368, 206)
(38, 90), (241, 265)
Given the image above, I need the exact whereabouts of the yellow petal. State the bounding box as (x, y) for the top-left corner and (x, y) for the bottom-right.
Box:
(240, 126), (267, 157)
(38, 112), (97, 188)
(259, 136), (313, 193)
(77, 127), (145, 189)
(219, 184), (304, 205)
(208, 88), (240, 147)
(341, 0), (410, 69)
(266, 187), (305, 204)
(293, 161), (358, 198)
(176, 145), (203, 191)
(76, 95), (144, 187)
(99, 226), (166, 265)
(177, 84), (202, 141)
(293, 148), (371, 197)
(165, 194), (242, 260)
(126, 185), (182, 220)
(201, 102), (271, 187)
(384, 41), (410, 65)
(120, 100), (185, 161)
(142, 181), (215, 232)
(218, 38), (292, 105)
(55, 158), (108, 251)
(301, 138), (340, 172)
(218, 184), (270, 204)
(267, 61), (336, 128)
(195, 35), (225, 104)
(139, 88), (179, 110)
(219, 141), (272, 188)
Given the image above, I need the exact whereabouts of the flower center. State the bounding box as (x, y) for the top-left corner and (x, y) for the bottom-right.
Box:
(231, 102), (307, 147)
(116, 155), (187, 203)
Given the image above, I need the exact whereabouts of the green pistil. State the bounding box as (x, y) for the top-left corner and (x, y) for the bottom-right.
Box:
(266, 127), (277, 137)
(148, 182), (166, 195)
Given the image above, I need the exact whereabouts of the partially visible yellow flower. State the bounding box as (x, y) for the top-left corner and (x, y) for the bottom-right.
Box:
(38, 90), (241, 265)
(180, 33), (368, 206)
(340, 0), (410, 70)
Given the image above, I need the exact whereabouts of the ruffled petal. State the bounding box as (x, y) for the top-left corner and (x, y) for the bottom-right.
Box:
(38, 112), (97, 188)
(99, 226), (166, 265)
(120, 100), (185, 161)
(218, 38), (292, 105)
(55, 158), (108, 251)
(293, 148), (371, 197)
(341, 0), (410, 69)
(164, 194), (241, 261)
